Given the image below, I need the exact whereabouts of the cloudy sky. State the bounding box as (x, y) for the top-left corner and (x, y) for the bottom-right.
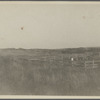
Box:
(0, 2), (100, 49)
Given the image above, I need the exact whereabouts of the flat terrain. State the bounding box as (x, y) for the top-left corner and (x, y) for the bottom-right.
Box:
(0, 48), (100, 95)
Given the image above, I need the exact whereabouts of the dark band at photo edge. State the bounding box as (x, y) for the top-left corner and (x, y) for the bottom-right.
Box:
(0, 0), (99, 1)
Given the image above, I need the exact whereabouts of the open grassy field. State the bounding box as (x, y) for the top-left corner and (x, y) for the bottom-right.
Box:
(0, 48), (100, 95)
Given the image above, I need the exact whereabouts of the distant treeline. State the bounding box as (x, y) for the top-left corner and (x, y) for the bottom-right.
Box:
(59, 47), (100, 54)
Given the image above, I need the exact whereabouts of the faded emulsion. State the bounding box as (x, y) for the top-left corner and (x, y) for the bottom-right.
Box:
(0, 2), (100, 96)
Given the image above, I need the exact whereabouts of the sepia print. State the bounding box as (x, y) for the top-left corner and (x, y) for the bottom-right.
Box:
(0, 1), (100, 96)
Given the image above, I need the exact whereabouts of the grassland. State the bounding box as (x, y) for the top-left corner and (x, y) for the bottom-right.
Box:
(0, 47), (100, 95)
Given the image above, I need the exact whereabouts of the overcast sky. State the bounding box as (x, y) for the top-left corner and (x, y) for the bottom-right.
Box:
(0, 2), (100, 49)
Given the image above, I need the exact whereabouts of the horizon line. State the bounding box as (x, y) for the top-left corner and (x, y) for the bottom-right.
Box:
(0, 46), (100, 50)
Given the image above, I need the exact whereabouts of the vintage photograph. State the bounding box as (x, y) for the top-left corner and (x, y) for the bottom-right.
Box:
(0, 1), (99, 96)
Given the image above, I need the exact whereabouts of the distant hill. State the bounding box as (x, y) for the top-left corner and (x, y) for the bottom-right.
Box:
(1, 47), (100, 54)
